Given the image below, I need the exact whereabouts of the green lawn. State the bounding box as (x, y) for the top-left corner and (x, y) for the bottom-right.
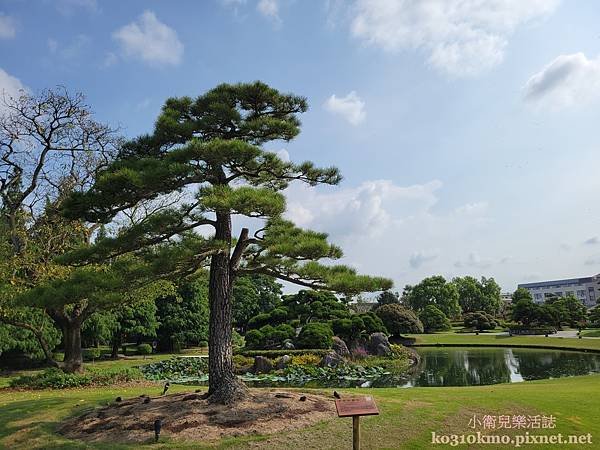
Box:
(581, 329), (600, 338)
(1, 340), (600, 449)
(0, 375), (599, 449)
(406, 332), (600, 352)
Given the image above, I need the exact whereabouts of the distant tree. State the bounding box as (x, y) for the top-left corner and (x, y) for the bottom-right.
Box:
(296, 322), (333, 349)
(511, 297), (540, 326)
(280, 290), (350, 325)
(512, 287), (533, 303)
(376, 290), (400, 305)
(376, 304), (424, 335)
(109, 300), (158, 358)
(155, 278), (209, 352)
(453, 276), (501, 315)
(463, 311), (497, 331)
(589, 306), (600, 328)
(556, 295), (588, 327)
(0, 88), (118, 371)
(419, 305), (451, 333)
(403, 276), (460, 318)
(232, 274), (281, 333)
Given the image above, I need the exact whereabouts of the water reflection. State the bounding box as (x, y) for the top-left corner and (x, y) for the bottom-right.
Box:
(401, 347), (600, 387)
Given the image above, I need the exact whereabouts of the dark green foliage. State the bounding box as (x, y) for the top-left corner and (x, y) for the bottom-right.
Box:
(137, 343), (152, 355)
(236, 349), (330, 357)
(376, 304), (424, 335)
(548, 295), (588, 327)
(331, 313), (386, 341)
(453, 276), (502, 314)
(9, 367), (142, 389)
(244, 329), (264, 349)
(512, 295), (588, 328)
(155, 278), (209, 351)
(281, 290), (350, 324)
(402, 276), (460, 318)
(233, 275), (282, 332)
(463, 311), (497, 331)
(512, 287), (533, 303)
(82, 348), (102, 361)
(512, 297), (541, 326)
(296, 322), (334, 349)
(245, 324), (295, 349)
(590, 306), (600, 328)
(419, 305), (451, 332)
(376, 290), (400, 305)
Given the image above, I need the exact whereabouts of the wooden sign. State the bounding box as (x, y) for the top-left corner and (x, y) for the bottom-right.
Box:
(335, 396), (379, 417)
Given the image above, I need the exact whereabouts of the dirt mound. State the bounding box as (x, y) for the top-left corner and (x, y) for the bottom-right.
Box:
(58, 390), (335, 444)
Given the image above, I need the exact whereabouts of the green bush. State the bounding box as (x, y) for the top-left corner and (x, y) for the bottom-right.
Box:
(376, 304), (424, 335)
(137, 343), (152, 356)
(244, 329), (264, 349)
(463, 311), (497, 331)
(83, 348), (102, 361)
(419, 305), (451, 333)
(10, 367), (142, 389)
(236, 349), (330, 357)
(198, 340), (208, 348)
(296, 322), (333, 349)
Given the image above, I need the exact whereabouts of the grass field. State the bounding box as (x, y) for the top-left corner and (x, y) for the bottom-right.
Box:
(1, 339), (599, 449)
(0, 375), (599, 449)
(406, 332), (600, 352)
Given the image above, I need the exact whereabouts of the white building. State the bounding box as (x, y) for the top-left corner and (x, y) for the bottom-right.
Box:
(518, 275), (600, 308)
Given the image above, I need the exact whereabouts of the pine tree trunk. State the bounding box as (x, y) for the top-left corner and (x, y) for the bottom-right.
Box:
(62, 321), (83, 373)
(207, 211), (248, 404)
(111, 334), (121, 359)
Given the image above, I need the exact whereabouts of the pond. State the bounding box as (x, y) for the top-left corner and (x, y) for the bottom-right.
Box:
(242, 347), (600, 389)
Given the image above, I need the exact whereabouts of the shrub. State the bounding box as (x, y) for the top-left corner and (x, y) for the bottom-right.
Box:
(360, 312), (387, 334)
(419, 305), (451, 333)
(137, 343), (152, 356)
(236, 349), (330, 357)
(296, 322), (334, 349)
(198, 340), (208, 348)
(244, 329), (264, 349)
(10, 367), (142, 389)
(232, 329), (245, 349)
(350, 345), (369, 360)
(375, 304), (424, 335)
(290, 353), (322, 366)
(247, 313), (271, 330)
(589, 306), (600, 328)
(232, 354), (254, 371)
(463, 311), (497, 331)
(83, 348), (102, 361)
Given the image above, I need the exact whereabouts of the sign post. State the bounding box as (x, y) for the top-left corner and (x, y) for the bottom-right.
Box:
(335, 396), (379, 450)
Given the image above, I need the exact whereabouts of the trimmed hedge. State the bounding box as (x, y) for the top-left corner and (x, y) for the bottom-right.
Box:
(236, 349), (330, 357)
(10, 367), (143, 389)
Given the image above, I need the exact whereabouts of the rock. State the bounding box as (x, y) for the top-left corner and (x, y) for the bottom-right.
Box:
(275, 354), (291, 370)
(274, 392), (294, 398)
(299, 395), (307, 402)
(367, 332), (391, 356)
(375, 343), (391, 356)
(282, 339), (295, 350)
(252, 356), (273, 374)
(182, 393), (201, 401)
(320, 351), (344, 368)
(332, 336), (350, 358)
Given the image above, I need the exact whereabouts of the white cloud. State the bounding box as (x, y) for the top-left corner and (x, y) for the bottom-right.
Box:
(282, 178), (494, 288)
(454, 252), (493, 269)
(257, 0), (281, 23)
(409, 250), (439, 269)
(102, 51), (118, 68)
(324, 91), (366, 125)
(524, 53), (600, 108)
(455, 201), (489, 216)
(350, 0), (559, 77)
(0, 68), (26, 112)
(584, 236), (599, 245)
(275, 149), (290, 162)
(113, 11), (183, 66)
(0, 14), (16, 39)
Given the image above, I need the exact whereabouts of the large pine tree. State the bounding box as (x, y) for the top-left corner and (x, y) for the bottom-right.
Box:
(63, 82), (392, 403)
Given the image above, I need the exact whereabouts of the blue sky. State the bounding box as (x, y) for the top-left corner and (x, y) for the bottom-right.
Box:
(2, 0), (600, 292)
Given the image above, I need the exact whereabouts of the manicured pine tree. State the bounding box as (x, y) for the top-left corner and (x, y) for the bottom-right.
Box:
(63, 82), (392, 403)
